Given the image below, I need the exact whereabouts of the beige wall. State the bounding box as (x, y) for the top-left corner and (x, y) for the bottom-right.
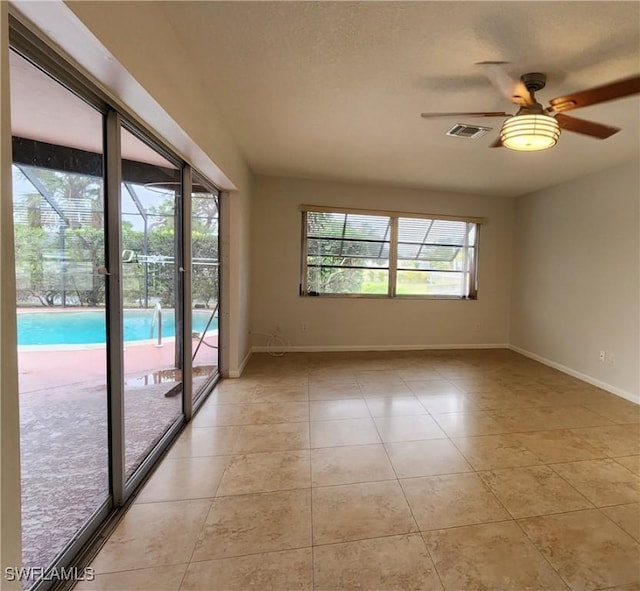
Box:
(223, 184), (253, 375)
(1, 1), (22, 585)
(251, 175), (514, 350)
(511, 161), (640, 401)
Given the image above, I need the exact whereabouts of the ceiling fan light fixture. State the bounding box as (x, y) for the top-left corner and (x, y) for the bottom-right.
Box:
(499, 114), (561, 151)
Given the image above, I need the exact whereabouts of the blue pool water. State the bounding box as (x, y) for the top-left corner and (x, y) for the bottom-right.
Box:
(17, 309), (218, 346)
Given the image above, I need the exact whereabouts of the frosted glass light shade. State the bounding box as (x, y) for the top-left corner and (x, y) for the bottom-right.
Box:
(500, 114), (561, 151)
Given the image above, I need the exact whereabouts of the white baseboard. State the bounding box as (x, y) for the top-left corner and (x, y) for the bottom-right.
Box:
(227, 348), (252, 378)
(252, 343), (509, 353)
(509, 344), (639, 405)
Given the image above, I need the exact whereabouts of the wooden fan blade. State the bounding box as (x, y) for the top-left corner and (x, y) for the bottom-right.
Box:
(549, 75), (640, 112)
(489, 137), (503, 148)
(555, 113), (620, 139)
(476, 62), (534, 106)
(420, 112), (511, 118)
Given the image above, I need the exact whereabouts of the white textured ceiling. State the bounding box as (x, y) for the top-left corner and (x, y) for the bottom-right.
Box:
(156, 1), (639, 197)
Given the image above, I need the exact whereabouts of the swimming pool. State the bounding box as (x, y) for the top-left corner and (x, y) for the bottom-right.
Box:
(17, 309), (218, 346)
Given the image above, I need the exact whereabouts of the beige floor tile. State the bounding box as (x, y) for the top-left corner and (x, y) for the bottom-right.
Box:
(423, 521), (566, 590)
(417, 393), (479, 413)
(309, 399), (370, 421)
(192, 489), (311, 561)
(449, 381), (511, 394)
(74, 565), (187, 591)
(396, 367), (444, 380)
(192, 401), (308, 427)
(597, 583), (640, 591)
(536, 386), (609, 404)
(489, 407), (548, 431)
(400, 473), (509, 530)
(602, 504), (640, 542)
(217, 450), (310, 496)
(385, 439), (472, 478)
(452, 434), (544, 470)
(312, 481), (417, 544)
(492, 403), (609, 431)
(311, 444), (395, 487)
(432, 411), (507, 437)
(616, 455), (640, 475)
(253, 376), (309, 388)
(365, 396), (426, 417)
(512, 429), (608, 463)
(359, 382), (414, 397)
(313, 534), (443, 591)
(136, 456), (229, 503)
(479, 465), (593, 519)
(465, 389), (532, 410)
(355, 370), (403, 384)
(248, 388), (309, 404)
(550, 459), (640, 507)
(570, 424), (640, 457)
(211, 389), (260, 405)
(233, 422), (310, 453)
(308, 371), (358, 383)
(533, 405), (615, 430)
(308, 383), (362, 401)
(180, 548), (312, 590)
(519, 509), (640, 590)
(167, 426), (239, 459)
(373, 415), (445, 443)
(90, 500), (211, 573)
(310, 418), (380, 448)
(586, 401), (640, 425)
(212, 379), (259, 394)
(405, 380), (462, 395)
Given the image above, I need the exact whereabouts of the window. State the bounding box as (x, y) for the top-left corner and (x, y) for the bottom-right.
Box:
(301, 206), (481, 298)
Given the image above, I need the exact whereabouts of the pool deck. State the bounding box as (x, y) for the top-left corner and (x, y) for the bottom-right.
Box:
(19, 338), (217, 392)
(16, 307), (219, 576)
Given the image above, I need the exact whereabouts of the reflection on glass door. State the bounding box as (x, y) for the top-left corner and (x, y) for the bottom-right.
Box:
(190, 174), (220, 401)
(120, 127), (183, 479)
(10, 49), (109, 584)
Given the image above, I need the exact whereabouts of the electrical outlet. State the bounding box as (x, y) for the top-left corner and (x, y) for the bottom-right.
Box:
(599, 350), (606, 362)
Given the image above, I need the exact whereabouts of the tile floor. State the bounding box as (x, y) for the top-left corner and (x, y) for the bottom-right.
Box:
(75, 350), (640, 591)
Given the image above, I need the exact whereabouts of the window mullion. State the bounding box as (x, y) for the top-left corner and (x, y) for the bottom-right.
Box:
(389, 216), (398, 298)
(462, 222), (470, 298)
(469, 225), (479, 299)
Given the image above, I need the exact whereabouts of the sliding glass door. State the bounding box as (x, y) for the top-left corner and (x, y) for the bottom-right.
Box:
(10, 49), (110, 578)
(191, 173), (220, 402)
(120, 127), (184, 480)
(9, 31), (224, 590)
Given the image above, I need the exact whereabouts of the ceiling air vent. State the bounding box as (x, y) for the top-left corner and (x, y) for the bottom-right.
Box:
(446, 124), (492, 139)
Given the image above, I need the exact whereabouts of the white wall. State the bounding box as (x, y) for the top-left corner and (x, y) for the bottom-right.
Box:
(251, 175), (514, 351)
(511, 161), (640, 401)
(0, 1), (22, 586)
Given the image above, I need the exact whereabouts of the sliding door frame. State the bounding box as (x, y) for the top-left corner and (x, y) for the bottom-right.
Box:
(104, 108), (125, 505)
(8, 15), (224, 590)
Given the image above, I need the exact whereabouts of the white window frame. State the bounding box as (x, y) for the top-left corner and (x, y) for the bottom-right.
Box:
(300, 204), (485, 299)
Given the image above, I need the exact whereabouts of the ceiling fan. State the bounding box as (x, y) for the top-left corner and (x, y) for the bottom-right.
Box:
(420, 63), (640, 151)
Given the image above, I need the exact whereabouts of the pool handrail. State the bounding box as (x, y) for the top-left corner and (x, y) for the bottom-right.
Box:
(150, 302), (163, 347)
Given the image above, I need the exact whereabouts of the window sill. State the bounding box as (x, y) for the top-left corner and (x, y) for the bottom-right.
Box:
(301, 293), (477, 300)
